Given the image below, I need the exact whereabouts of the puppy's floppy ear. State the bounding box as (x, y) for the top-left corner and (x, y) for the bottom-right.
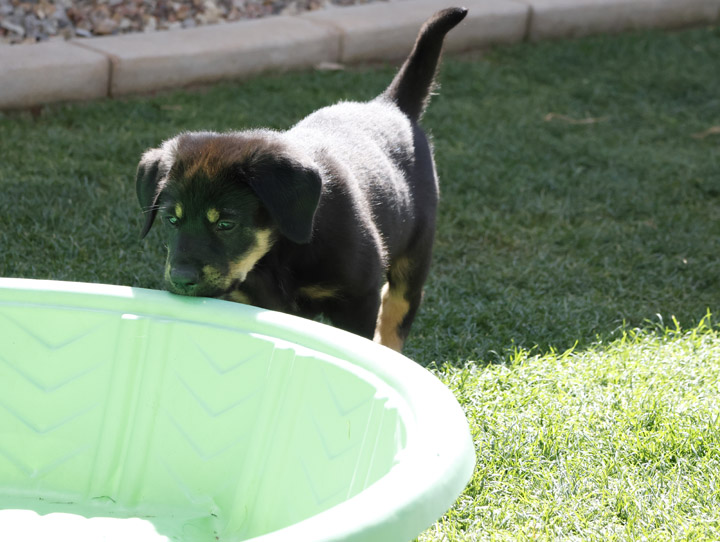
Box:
(245, 156), (322, 244)
(136, 148), (166, 239)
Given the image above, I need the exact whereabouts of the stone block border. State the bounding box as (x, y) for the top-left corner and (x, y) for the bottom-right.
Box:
(1, 0), (719, 109)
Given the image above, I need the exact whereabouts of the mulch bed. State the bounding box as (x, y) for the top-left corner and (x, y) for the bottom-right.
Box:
(0, 0), (383, 44)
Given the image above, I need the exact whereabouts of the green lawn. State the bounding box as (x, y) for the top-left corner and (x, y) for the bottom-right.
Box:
(427, 317), (720, 540)
(2, 23), (720, 540)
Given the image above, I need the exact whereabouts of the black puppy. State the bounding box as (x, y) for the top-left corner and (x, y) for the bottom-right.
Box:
(136, 7), (467, 351)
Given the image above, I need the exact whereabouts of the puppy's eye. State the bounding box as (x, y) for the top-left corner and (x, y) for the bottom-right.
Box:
(216, 220), (236, 232)
(164, 216), (179, 227)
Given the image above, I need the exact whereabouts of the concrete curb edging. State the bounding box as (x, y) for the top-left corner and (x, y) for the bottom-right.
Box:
(524, 0), (720, 41)
(1, 0), (719, 110)
(78, 16), (343, 97)
(1, 41), (109, 108)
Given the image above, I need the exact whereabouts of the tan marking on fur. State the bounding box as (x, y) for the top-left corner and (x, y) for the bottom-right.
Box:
(183, 160), (201, 179)
(373, 257), (413, 351)
(174, 203), (183, 219)
(229, 229), (274, 283)
(298, 285), (340, 301)
(390, 258), (410, 284)
(192, 231), (273, 293)
(207, 208), (220, 224)
(181, 137), (247, 179)
(183, 146), (223, 179)
(225, 290), (251, 304)
(201, 264), (228, 291)
(373, 282), (410, 352)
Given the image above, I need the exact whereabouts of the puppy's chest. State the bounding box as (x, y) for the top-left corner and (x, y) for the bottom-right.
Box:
(230, 258), (342, 315)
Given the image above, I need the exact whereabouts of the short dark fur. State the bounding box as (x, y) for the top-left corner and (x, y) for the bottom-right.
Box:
(136, 7), (467, 351)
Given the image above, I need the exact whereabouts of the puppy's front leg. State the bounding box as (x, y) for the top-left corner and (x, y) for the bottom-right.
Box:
(324, 290), (382, 341)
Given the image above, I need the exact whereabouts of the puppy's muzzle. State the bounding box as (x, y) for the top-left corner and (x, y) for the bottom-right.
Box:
(168, 265), (202, 295)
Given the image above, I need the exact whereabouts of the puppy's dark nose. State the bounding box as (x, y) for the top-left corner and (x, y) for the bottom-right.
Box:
(169, 266), (201, 295)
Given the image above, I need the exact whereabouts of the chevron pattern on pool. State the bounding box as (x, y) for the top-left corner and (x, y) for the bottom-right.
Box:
(0, 302), (405, 541)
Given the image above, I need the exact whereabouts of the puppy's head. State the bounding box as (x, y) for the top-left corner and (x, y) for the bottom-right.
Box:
(136, 130), (322, 297)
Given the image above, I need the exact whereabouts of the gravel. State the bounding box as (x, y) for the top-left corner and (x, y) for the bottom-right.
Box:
(0, 0), (384, 44)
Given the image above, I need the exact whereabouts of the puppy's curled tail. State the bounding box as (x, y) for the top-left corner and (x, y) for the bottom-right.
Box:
(382, 7), (468, 122)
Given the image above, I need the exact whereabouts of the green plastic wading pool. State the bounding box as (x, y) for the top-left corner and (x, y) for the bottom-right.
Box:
(0, 278), (475, 541)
